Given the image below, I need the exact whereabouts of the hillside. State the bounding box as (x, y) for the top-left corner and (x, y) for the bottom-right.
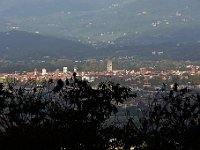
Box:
(0, 30), (94, 60)
(0, 0), (199, 61)
(0, 0), (199, 47)
(0, 30), (199, 62)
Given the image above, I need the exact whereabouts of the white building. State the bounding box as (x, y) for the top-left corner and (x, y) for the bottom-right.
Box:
(42, 68), (47, 76)
(82, 76), (95, 82)
(34, 68), (37, 76)
(63, 67), (68, 73)
(74, 66), (78, 72)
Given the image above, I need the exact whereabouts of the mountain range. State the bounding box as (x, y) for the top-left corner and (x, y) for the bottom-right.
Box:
(0, 0), (200, 60)
(0, 30), (94, 60)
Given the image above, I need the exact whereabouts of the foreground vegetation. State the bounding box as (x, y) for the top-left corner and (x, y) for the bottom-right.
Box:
(0, 75), (200, 149)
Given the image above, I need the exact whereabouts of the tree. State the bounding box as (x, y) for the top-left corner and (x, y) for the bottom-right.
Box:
(119, 83), (200, 150)
(1, 77), (199, 150)
(0, 76), (130, 150)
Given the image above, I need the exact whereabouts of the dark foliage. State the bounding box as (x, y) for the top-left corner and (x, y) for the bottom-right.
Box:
(0, 77), (130, 150)
(114, 83), (200, 150)
(1, 79), (200, 150)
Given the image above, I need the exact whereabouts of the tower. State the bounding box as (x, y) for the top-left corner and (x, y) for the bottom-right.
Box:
(107, 59), (112, 72)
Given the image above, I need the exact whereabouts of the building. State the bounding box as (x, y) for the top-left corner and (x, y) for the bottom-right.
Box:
(42, 68), (47, 76)
(140, 67), (147, 75)
(63, 67), (68, 73)
(74, 66), (78, 73)
(107, 60), (112, 72)
(34, 68), (37, 76)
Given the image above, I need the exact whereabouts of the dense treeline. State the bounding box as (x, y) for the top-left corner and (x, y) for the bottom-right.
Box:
(0, 75), (200, 149)
(0, 74), (130, 150)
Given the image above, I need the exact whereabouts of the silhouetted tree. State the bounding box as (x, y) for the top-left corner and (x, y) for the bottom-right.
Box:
(119, 85), (200, 150)
(1, 77), (199, 150)
(0, 76), (131, 150)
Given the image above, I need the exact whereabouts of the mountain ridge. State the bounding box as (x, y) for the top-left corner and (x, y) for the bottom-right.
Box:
(0, 0), (200, 60)
(0, 30), (200, 61)
(0, 0), (199, 46)
(0, 30), (94, 60)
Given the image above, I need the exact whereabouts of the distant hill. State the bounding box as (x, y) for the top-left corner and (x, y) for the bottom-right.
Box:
(0, 0), (200, 60)
(0, 0), (200, 46)
(0, 30), (200, 62)
(0, 30), (94, 60)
